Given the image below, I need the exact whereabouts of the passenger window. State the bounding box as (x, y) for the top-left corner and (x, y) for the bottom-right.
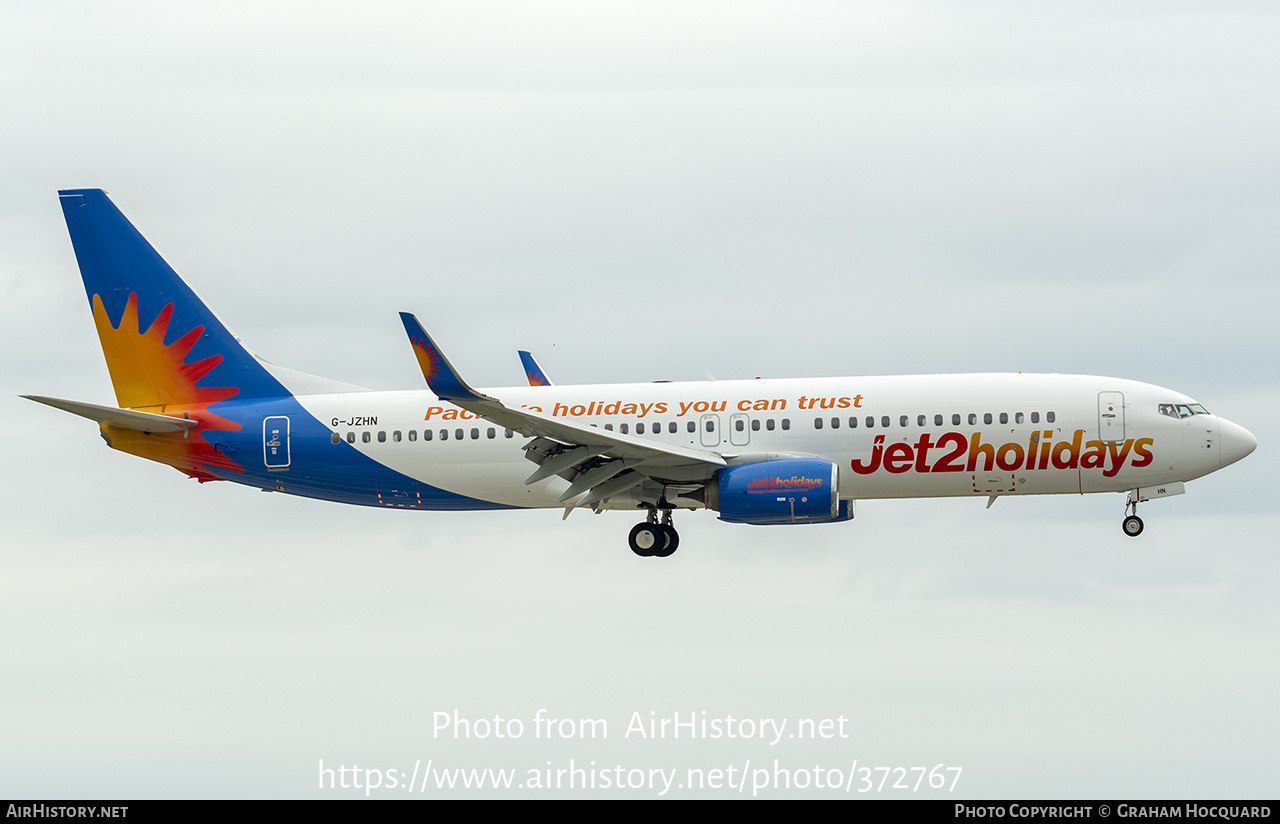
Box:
(766, 419), (775, 431)
(331, 432), (341, 444)
(952, 414), (961, 426)
(881, 416), (890, 428)
(346, 432), (355, 443)
(999, 413), (1008, 424)
(831, 417), (840, 429)
(968, 413), (977, 425)
(471, 428), (479, 439)
(814, 418), (824, 430)
(1015, 412), (1024, 424)
(782, 419), (791, 430)
(849, 417), (858, 428)
(456, 429), (464, 440)
(505, 429), (513, 438)
(605, 424), (613, 431)
(1031, 412), (1040, 424)
(393, 431), (402, 442)
(736, 419), (745, 431)
(1047, 411), (1056, 423)
(983, 413), (992, 425)
(637, 422), (646, 435)
(866, 416), (874, 428)
(935, 414), (943, 426)
(620, 424), (629, 434)
(440, 429), (448, 441)
(487, 428), (495, 439)
(751, 419), (760, 431)
(362, 432), (371, 443)
(687, 421), (696, 433)
(669, 422), (678, 434)
(376, 431), (386, 443)
(424, 429), (433, 441)
(705, 420), (713, 432)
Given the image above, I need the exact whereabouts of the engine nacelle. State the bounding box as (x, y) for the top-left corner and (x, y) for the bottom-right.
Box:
(710, 458), (840, 524)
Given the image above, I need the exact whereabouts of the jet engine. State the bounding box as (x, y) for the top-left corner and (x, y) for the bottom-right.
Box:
(708, 458), (842, 524)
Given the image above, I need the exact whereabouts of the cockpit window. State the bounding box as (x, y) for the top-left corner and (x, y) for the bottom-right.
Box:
(1161, 402), (1211, 419)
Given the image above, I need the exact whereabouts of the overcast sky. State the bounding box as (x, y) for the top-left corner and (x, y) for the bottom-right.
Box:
(1, 1), (1276, 799)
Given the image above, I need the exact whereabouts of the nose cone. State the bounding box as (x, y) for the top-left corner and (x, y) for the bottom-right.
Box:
(1219, 419), (1257, 468)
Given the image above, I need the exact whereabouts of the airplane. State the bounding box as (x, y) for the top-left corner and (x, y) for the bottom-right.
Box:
(25, 189), (1257, 557)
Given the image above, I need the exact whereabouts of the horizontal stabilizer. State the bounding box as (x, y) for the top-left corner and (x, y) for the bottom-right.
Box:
(22, 395), (198, 433)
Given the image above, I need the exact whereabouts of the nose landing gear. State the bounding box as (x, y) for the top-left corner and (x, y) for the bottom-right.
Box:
(1122, 495), (1144, 537)
(628, 509), (679, 557)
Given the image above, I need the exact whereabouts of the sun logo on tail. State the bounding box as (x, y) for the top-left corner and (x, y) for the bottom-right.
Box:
(410, 335), (443, 386)
(91, 293), (244, 480)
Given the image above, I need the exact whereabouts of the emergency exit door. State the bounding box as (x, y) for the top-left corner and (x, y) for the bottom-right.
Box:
(263, 416), (291, 469)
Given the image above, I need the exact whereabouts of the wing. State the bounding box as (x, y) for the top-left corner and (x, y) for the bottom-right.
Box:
(399, 313), (724, 514)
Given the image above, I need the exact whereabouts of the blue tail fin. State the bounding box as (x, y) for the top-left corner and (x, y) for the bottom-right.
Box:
(58, 189), (288, 408)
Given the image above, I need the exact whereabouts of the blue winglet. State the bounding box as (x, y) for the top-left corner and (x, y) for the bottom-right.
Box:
(518, 350), (553, 387)
(399, 313), (484, 401)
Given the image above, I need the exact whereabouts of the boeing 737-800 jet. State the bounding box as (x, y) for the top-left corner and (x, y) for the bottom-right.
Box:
(26, 190), (1257, 557)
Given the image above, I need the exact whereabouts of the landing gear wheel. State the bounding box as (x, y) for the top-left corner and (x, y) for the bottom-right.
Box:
(629, 523), (662, 556)
(1122, 515), (1144, 537)
(653, 524), (679, 557)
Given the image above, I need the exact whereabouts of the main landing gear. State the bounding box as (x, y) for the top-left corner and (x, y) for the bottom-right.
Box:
(1122, 495), (1144, 537)
(628, 509), (679, 558)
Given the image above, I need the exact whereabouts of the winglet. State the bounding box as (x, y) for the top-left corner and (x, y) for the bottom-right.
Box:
(398, 313), (489, 402)
(518, 350), (553, 387)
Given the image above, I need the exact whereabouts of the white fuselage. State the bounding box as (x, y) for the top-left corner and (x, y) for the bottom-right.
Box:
(286, 373), (1244, 510)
